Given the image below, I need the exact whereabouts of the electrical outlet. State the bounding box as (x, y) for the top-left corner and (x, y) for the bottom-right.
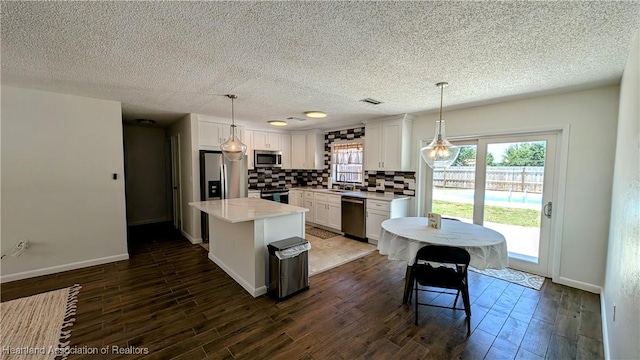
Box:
(613, 302), (616, 322)
(17, 239), (29, 250)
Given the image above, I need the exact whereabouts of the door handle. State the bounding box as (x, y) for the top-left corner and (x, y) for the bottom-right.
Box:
(543, 202), (552, 218)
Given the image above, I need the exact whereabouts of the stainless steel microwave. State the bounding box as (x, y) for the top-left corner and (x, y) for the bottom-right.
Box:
(254, 150), (282, 168)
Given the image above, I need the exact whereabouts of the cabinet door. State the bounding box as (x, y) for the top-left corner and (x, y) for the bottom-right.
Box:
(291, 134), (306, 169)
(381, 120), (401, 170)
(280, 134), (291, 169)
(290, 190), (302, 207)
(252, 131), (268, 150)
(268, 132), (281, 150)
(243, 130), (254, 169)
(199, 122), (225, 147)
(327, 203), (342, 230)
(366, 210), (389, 243)
(314, 202), (328, 226)
(306, 133), (324, 170)
(304, 199), (314, 223)
(364, 123), (382, 170)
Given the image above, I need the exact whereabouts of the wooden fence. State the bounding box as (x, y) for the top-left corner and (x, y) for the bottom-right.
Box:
(433, 166), (544, 193)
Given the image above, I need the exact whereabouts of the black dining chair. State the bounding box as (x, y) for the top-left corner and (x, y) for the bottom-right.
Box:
(411, 245), (472, 334)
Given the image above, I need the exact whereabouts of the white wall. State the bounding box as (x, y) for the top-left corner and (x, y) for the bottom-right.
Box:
(1, 86), (128, 282)
(123, 125), (171, 225)
(411, 86), (620, 291)
(167, 114), (201, 243)
(603, 31), (639, 360)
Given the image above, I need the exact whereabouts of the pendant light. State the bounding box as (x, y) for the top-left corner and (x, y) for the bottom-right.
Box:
(220, 94), (247, 161)
(420, 82), (460, 169)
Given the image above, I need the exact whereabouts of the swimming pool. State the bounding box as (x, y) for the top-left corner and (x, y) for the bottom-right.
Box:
(433, 189), (542, 209)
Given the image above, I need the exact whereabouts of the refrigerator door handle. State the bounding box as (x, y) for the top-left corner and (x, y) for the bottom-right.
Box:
(220, 162), (227, 199)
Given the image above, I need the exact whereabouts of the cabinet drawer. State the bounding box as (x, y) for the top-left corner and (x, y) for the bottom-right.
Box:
(367, 199), (390, 211)
(304, 191), (315, 199)
(314, 193), (328, 202)
(327, 194), (342, 204)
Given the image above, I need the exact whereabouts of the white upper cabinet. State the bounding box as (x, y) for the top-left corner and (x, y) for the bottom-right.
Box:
(199, 121), (226, 148)
(199, 120), (244, 151)
(253, 130), (281, 150)
(364, 114), (414, 171)
(291, 134), (306, 169)
(306, 132), (324, 170)
(280, 133), (291, 169)
(291, 131), (324, 170)
(244, 129), (254, 169)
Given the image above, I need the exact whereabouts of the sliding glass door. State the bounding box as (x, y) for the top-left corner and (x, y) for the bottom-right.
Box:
(426, 133), (558, 276)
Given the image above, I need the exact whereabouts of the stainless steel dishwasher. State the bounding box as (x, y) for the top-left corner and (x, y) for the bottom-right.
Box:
(342, 197), (366, 241)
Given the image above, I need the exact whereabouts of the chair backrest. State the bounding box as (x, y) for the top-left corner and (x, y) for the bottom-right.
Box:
(416, 245), (470, 265)
(413, 245), (471, 289)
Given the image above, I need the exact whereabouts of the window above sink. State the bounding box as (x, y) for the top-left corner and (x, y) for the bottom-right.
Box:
(331, 140), (364, 189)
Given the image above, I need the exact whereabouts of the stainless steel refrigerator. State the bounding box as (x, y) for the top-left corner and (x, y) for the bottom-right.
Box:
(199, 150), (248, 242)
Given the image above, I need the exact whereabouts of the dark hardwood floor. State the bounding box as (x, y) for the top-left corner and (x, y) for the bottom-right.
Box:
(1, 222), (603, 359)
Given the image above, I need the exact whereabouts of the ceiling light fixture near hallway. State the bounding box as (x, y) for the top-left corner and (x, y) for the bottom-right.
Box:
(136, 118), (156, 125)
(420, 82), (460, 169)
(304, 111), (327, 118)
(220, 94), (247, 161)
(268, 120), (288, 127)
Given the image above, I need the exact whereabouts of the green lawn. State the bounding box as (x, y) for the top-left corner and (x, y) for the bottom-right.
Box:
(432, 200), (541, 227)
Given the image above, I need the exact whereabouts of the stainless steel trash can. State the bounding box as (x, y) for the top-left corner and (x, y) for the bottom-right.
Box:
(268, 237), (310, 300)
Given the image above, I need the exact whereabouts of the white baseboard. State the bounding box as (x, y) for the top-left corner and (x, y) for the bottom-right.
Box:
(208, 252), (266, 297)
(600, 292), (610, 360)
(0, 253), (130, 283)
(128, 218), (171, 226)
(556, 276), (601, 294)
(182, 230), (201, 244)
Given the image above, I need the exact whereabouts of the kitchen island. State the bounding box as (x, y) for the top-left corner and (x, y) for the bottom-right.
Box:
(189, 197), (308, 297)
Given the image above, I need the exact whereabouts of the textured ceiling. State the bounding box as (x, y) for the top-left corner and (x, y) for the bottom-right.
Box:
(2, 1), (639, 130)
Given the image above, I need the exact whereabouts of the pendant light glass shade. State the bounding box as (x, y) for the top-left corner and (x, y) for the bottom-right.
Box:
(420, 119), (460, 168)
(420, 82), (459, 169)
(220, 94), (247, 161)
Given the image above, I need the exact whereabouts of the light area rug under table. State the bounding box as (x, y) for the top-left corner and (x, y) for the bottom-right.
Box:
(0, 284), (81, 360)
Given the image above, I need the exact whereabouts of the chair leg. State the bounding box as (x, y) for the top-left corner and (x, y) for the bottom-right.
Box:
(414, 281), (419, 326)
(404, 265), (414, 305)
(453, 290), (460, 308)
(461, 286), (472, 335)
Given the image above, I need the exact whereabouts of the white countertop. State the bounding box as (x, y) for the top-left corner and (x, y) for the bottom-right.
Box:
(189, 198), (308, 223)
(290, 186), (410, 201)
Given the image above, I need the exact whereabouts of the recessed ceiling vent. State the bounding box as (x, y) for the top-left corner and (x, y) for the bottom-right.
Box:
(287, 117), (306, 121)
(360, 98), (383, 105)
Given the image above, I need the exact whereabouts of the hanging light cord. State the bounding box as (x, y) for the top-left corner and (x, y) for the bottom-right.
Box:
(436, 82), (446, 141)
(439, 83), (444, 121)
(227, 94), (237, 136)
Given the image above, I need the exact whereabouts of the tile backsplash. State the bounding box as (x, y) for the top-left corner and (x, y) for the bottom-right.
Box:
(248, 127), (415, 196)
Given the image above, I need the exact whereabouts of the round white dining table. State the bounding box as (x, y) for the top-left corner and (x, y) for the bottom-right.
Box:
(378, 217), (508, 304)
(378, 217), (508, 269)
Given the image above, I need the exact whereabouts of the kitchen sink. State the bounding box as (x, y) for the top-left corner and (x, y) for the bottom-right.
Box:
(324, 189), (351, 193)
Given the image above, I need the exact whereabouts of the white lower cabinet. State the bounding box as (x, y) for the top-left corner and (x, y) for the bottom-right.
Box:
(289, 190), (303, 207)
(303, 191), (315, 223)
(314, 201), (329, 226)
(327, 202), (342, 230)
(302, 191), (342, 231)
(312, 193), (341, 231)
(366, 198), (409, 244)
(248, 192), (260, 199)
